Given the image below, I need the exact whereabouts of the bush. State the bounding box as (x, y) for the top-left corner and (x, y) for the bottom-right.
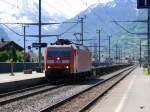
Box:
(0, 51), (9, 62)
(16, 51), (23, 62)
(0, 51), (24, 62)
(143, 64), (148, 68)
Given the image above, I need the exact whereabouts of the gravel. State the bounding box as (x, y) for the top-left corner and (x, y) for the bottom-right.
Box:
(0, 84), (58, 103)
(0, 79), (100, 112)
(0, 66), (133, 112)
(51, 68), (133, 112)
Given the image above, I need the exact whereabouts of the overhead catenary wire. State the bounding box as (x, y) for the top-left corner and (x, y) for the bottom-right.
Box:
(0, 0), (66, 23)
(2, 21), (79, 38)
(113, 20), (147, 35)
(2, 24), (22, 36)
(80, 0), (112, 35)
(2, 24), (58, 37)
(80, 0), (101, 24)
(60, 22), (79, 36)
(103, 7), (147, 59)
(62, 0), (92, 32)
(0, 0), (93, 36)
(103, 8), (147, 36)
(1, 0), (115, 43)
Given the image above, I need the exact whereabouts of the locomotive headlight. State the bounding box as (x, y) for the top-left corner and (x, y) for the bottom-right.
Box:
(57, 57), (60, 60)
(66, 66), (69, 69)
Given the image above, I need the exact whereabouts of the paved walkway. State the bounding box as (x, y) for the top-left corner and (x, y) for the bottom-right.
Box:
(0, 67), (129, 84)
(0, 72), (44, 83)
(90, 67), (150, 112)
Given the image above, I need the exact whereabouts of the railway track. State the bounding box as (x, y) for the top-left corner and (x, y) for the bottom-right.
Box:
(0, 83), (65, 106)
(40, 66), (136, 112)
(0, 66), (135, 112)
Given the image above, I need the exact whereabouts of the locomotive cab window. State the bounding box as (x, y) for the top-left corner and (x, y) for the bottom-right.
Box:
(47, 48), (70, 57)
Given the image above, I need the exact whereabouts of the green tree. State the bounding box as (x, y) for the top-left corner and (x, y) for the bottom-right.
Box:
(0, 51), (9, 62)
(16, 51), (23, 62)
(0, 46), (24, 62)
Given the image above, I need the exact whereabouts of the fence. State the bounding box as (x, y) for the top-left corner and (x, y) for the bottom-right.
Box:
(0, 62), (39, 73)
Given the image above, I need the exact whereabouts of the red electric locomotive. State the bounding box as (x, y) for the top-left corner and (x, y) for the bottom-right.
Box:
(44, 39), (92, 80)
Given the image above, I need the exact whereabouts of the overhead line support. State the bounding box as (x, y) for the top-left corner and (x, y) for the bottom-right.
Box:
(39, 0), (42, 68)
(148, 9), (150, 73)
(97, 29), (101, 62)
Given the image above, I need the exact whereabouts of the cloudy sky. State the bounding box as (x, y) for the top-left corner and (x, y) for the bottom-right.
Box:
(42, 0), (114, 18)
(0, 0), (114, 20)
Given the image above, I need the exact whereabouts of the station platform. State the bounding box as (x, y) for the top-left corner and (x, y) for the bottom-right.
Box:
(0, 72), (45, 94)
(0, 72), (44, 83)
(90, 67), (150, 112)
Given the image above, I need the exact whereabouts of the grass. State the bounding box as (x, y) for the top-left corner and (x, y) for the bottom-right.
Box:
(143, 68), (150, 76)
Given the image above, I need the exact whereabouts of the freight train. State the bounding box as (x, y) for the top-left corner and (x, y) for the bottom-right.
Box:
(44, 39), (92, 80)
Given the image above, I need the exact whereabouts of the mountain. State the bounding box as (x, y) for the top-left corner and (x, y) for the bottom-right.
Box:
(0, 0), (67, 45)
(0, 0), (147, 57)
(56, 0), (138, 38)
(56, 0), (146, 56)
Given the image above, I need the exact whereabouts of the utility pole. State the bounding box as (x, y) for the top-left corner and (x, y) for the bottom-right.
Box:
(79, 17), (84, 45)
(124, 48), (126, 63)
(39, 0), (42, 68)
(105, 48), (108, 61)
(97, 29), (101, 62)
(148, 9), (150, 73)
(108, 35), (111, 59)
(119, 48), (121, 63)
(23, 25), (26, 70)
(115, 44), (118, 64)
(120, 47), (122, 63)
(140, 39), (142, 67)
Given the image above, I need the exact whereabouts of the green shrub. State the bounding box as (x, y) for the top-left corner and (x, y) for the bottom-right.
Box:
(0, 51), (9, 62)
(143, 64), (148, 68)
(16, 51), (23, 62)
(0, 51), (24, 62)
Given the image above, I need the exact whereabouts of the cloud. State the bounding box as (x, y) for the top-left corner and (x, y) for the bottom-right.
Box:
(0, 0), (114, 22)
(42, 0), (114, 18)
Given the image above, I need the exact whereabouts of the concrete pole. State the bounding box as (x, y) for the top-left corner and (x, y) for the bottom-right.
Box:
(39, 0), (42, 68)
(140, 39), (142, 67)
(108, 36), (111, 59)
(115, 44), (118, 64)
(80, 17), (84, 45)
(148, 9), (150, 73)
(23, 25), (26, 70)
(97, 30), (101, 62)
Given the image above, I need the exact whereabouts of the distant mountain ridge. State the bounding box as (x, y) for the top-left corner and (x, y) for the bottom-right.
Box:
(0, 0), (67, 44)
(56, 0), (145, 47)
(0, 0), (147, 53)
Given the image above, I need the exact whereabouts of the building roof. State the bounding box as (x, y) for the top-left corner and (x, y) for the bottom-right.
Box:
(0, 41), (23, 51)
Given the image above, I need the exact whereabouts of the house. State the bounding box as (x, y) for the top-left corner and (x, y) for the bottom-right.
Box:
(0, 39), (23, 52)
(0, 39), (24, 62)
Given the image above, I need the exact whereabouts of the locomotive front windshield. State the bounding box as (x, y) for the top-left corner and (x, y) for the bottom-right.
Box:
(47, 48), (70, 57)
